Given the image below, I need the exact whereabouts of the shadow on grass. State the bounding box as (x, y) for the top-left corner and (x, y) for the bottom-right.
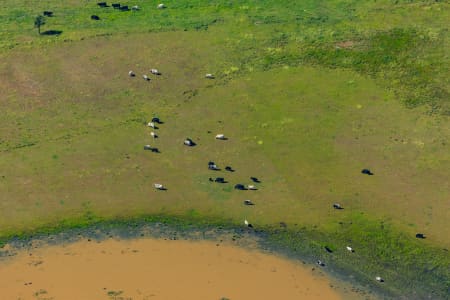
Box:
(41, 30), (62, 36)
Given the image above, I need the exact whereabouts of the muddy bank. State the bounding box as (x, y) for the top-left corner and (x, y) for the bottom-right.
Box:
(0, 237), (359, 300)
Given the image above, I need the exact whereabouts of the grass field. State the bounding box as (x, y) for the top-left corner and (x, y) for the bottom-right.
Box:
(1, 0), (449, 298)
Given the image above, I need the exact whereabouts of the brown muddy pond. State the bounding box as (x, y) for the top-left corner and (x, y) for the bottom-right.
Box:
(0, 238), (361, 299)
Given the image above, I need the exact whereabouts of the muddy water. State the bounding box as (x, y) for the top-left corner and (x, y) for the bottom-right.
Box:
(0, 238), (348, 300)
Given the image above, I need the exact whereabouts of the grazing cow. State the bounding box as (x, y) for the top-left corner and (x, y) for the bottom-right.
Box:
(333, 203), (343, 210)
(247, 185), (257, 190)
(208, 161), (219, 170)
(215, 134), (226, 140)
(244, 219), (253, 228)
(244, 200), (254, 206)
(416, 233), (426, 239)
(143, 74), (150, 81)
(250, 177), (260, 183)
(151, 117), (162, 124)
(214, 177), (225, 183)
(91, 15), (100, 20)
(324, 246), (333, 253)
(208, 177), (214, 182)
(184, 138), (195, 146)
(157, 3), (166, 9)
(346, 246), (354, 252)
(119, 5), (129, 11)
(361, 169), (374, 175)
(131, 5), (140, 11)
(112, 3), (120, 9)
(234, 184), (246, 190)
(375, 276), (384, 282)
(205, 73), (215, 79)
(317, 260), (325, 267)
(154, 183), (165, 190)
(97, 2), (108, 7)
(151, 147), (160, 153)
(144, 145), (152, 150)
(225, 166), (234, 172)
(147, 122), (156, 128)
(128, 70), (135, 77)
(43, 11), (53, 17)
(151, 69), (161, 75)
(150, 132), (157, 138)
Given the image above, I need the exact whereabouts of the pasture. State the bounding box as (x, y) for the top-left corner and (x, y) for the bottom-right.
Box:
(0, 0), (449, 298)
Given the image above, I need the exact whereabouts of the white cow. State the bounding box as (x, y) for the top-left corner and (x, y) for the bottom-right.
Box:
(129, 70), (135, 77)
(247, 185), (257, 190)
(143, 74), (150, 81)
(157, 3), (166, 9)
(154, 183), (164, 190)
(346, 246), (354, 252)
(151, 132), (157, 138)
(215, 134), (226, 140)
(205, 73), (215, 79)
(147, 122), (155, 128)
(131, 5), (140, 10)
(375, 276), (384, 282)
(151, 69), (161, 75)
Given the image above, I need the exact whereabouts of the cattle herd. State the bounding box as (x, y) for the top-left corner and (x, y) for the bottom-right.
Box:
(125, 65), (430, 284)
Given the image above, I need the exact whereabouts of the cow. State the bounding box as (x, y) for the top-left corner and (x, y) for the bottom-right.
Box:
(143, 74), (150, 81)
(247, 185), (257, 190)
(128, 70), (135, 77)
(375, 276), (384, 283)
(157, 3), (166, 9)
(324, 246), (333, 253)
(43, 11), (53, 17)
(112, 3), (120, 9)
(215, 134), (226, 140)
(317, 260), (325, 267)
(184, 138), (196, 146)
(208, 161), (219, 170)
(361, 169), (374, 175)
(119, 5), (129, 11)
(234, 184), (246, 190)
(154, 183), (165, 190)
(205, 73), (215, 79)
(250, 177), (260, 183)
(333, 203), (343, 210)
(244, 200), (254, 205)
(150, 132), (157, 138)
(151, 69), (161, 75)
(97, 2), (107, 7)
(244, 219), (253, 228)
(225, 166), (234, 172)
(214, 177), (225, 183)
(416, 233), (426, 239)
(91, 15), (100, 20)
(131, 5), (140, 10)
(346, 246), (354, 252)
(151, 117), (162, 124)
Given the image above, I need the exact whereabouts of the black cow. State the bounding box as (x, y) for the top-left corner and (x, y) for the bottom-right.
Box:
(225, 166), (235, 172)
(112, 3), (120, 8)
(91, 15), (100, 20)
(324, 246), (333, 253)
(250, 177), (261, 183)
(361, 169), (374, 175)
(43, 11), (53, 17)
(215, 177), (225, 183)
(119, 5), (129, 11)
(151, 117), (162, 124)
(234, 184), (246, 190)
(416, 233), (426, 239)
(97, 2), (107, 7)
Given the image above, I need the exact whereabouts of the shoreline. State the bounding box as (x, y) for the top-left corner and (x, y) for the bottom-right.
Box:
(0, 216), (448, 299)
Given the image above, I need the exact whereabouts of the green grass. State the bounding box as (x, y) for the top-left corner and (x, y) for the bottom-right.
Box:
(0, 0), (449, 298)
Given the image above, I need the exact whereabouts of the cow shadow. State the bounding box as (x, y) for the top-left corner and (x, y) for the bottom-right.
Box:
(41, 30), (63, 36)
